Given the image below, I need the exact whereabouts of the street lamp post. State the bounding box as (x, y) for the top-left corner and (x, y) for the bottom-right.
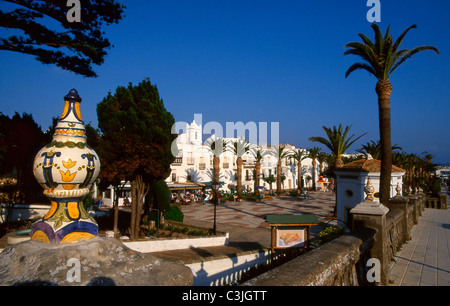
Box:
(211, 181), (220, 235)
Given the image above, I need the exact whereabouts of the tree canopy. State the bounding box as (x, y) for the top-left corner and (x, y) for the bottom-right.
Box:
(0, 0), (126, 77)
(0, 112), (46, 202)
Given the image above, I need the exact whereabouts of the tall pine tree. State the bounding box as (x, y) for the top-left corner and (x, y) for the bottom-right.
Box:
(96, 78), (176, 238)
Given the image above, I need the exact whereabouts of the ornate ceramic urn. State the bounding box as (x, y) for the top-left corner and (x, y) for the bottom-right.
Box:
(31, 89), (100, 244)
(364, 178), (375, 202)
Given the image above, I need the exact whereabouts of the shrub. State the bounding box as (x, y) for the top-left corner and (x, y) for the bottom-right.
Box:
(151, 180), (171, 212)
(163, 205), (184, 222)
(317, 225), (344, 245)
(242, 194), (259, 201)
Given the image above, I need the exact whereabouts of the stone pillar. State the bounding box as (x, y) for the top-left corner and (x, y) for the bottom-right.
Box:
(427, 197), (439, 208)
(350, 179), (390, 285)
(416, 192), (425, 214)
(439, 193), (448, 210)
(389, 196), (411, 241)
(407, 196), (419, 225)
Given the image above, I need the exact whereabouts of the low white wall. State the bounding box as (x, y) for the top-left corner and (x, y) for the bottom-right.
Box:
(0, 204), (49, 223)
(0, 204), (109, 224)
(123, 233), (229, 253)
(186, 250), (270, 286)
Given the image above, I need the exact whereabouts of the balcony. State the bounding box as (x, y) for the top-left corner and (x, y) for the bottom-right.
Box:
(173, 157), (182, 164)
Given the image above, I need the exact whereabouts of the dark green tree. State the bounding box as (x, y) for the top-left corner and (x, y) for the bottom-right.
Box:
(0, 0), (125, 77)
(0, 112), (46, 203)
(96, 78), (176, 239)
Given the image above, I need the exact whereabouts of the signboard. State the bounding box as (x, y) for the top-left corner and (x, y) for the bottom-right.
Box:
(265, 214), (319, 252)
(276, 227), (305, 248)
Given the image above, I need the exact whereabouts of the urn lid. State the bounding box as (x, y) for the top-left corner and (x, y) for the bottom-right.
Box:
(64, 88), (82, 103)
(53, 89), (86, 143)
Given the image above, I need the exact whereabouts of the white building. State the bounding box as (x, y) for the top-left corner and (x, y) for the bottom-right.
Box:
(334, 158), (406, 227)
(166, 119), (326, 193)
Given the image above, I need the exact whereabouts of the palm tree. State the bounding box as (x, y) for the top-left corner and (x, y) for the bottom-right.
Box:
(270, 145), (292, 194)
(309, 125), (366, 217)
(263, 174), (276, 196)
(309, 124), (366, 168)
(230, 139), (250, 197)
(423, 153), (436, 185)
(291, 149), (308, 190)
(344, 23), (439, 204)
(307, 147), (321, 191)
(317, 152), (328, 176)
(205, 137), (228, 185)
(358, 140), (402, 160)
(250, 147), (269, 193)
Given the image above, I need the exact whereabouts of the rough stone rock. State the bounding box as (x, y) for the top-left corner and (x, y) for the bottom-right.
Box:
(0, 237), (193, 286)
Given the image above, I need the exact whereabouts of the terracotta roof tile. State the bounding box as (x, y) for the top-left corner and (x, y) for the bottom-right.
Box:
(338, 159), (405, 173)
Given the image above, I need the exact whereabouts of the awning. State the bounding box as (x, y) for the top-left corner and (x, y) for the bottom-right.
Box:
(199, 181), (226, 189)
(167, 181), (205, 190)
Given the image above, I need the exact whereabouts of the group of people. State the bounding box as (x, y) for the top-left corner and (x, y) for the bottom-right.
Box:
(171, 189), (240, 206)
(171, 189), (213, 205)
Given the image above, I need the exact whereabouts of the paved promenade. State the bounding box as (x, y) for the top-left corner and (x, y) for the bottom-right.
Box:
(181, 191), (336, 234)
(389, 206), (450, 286)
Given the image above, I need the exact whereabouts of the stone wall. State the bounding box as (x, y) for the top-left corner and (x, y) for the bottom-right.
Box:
(386, 210), (404, 262)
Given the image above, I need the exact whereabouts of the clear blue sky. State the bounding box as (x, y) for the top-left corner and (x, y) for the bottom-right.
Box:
(0, 0), (449, 164)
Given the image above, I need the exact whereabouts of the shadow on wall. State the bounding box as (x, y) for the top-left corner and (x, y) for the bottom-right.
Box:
(187, 248), (301, 286)
(0, 204), (50, 223)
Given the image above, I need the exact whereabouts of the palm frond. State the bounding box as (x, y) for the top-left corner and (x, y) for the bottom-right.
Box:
(371, 23), (384, 56)
(357, 32), (375, 50)
(389, 45), (440, 77)
(345, 62), (377, 78)
(392, 24), (417, 53)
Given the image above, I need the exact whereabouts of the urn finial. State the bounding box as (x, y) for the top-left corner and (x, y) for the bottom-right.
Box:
(64, 88), (82, 103)
(364, 178), (375, 201)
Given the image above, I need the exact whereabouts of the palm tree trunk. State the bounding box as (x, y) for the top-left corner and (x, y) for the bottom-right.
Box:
(297, 162), (302, 189)
(276, 161), (282, 194)
(376, 79), (393, 205)
(255, 161), (261, 193)
(312, 160), (317, 191)
(335, 158), (344, 168)
(213, 155), (220, 203)
(237, 157), (243, 197)
(213, 156), (220, 183)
